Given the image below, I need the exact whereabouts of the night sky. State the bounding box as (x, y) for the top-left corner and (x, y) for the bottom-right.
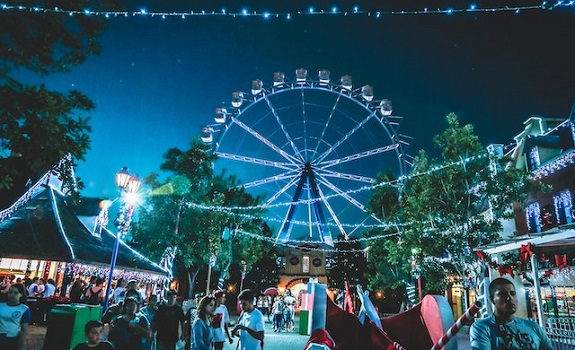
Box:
(12, 1), (575, 204)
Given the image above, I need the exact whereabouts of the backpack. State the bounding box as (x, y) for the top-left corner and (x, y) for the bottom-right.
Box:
(85, 288), (101, 305)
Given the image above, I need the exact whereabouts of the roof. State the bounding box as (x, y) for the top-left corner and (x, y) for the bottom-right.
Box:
(476, 225), (575, 255)
(0, 185), (167, 275)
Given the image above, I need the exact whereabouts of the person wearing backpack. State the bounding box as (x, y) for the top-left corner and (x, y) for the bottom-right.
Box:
(84, 278), (106, 305)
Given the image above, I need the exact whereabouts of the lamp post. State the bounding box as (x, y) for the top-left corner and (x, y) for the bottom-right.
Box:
(103, 167), (141, 312)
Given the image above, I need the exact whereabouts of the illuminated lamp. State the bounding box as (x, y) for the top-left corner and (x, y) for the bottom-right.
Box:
(231, 92), (243, 107)
(201, 126), (213, 143)
(319, 70), (330, 84)
(273, 72), (285, 86)
(340, 75), (352, 90)
(379, 99), (393, 116)
(362, 85), (374, 101)
(115, 167), (132, 189)
(214, 107), (227, 124)
(296, 68), (307, 82)
(251, 79), (263, 94)
(125, 175), (142, 193)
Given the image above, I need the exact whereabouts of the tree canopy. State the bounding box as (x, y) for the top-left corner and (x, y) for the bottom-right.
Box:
(367, 113), (536, 296)
(130, 138), (270, 297)
(0, 0), (115, 206)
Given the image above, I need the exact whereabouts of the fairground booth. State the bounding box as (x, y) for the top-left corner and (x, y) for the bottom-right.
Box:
(0, 175), (168, 309)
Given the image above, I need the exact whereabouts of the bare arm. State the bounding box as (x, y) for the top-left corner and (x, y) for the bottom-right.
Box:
(17, 323), (29, 350)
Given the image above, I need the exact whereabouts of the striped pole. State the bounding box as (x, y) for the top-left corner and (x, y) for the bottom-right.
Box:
(430, 301), (482, 350)
(394, 342), (407, 350)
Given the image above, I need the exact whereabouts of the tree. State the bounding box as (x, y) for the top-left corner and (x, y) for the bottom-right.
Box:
(131, 138), (271, 297)
(0, 1), (113, 206)
(327, 235), (368, 290)
(367, 113), (537, 296)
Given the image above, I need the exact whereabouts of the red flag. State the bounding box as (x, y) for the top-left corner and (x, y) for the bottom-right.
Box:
(344, 281), (354, 314)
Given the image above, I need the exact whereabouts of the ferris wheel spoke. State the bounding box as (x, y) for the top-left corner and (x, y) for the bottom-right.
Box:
(317, 143), (399, 169)
(265, 176), (301, 206)
(301, 88), (309, 161)
(319, 169), (374, 184)
(232, 118), (301, 164)
(315, 109), (378, 164)
(312, 90), (343, 157)
(317, 175), (382, 223)
(216, 152), (296, 172)
(263, 94), (304, 162)
(316, 185), (348, 239)
(242, 171), (299, 189)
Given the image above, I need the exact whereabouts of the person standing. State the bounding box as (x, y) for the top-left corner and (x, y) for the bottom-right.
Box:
(212, 291), (232, 350)
(153, 289), (185, 350)
(113, 278), (128, 304)
(232, 289), (264, 350)
(191, 295), (216, 350)
(23, 271), (32, 289)
(141, 295), (159, 350)
(0, 276), (10, 302)
(43, 279), (56, 298)
(84, 278), (106, 305)
(272, 295), (284, 332)
(108, 297), (151, 350)
(470, 278), (553, 350)
(69, 279), (87, 303)
(283, 292), (296, 332)
(0, 284), (31, 350)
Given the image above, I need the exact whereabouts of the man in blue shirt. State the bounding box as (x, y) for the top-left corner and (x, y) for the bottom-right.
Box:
(470, 278), (553, 350)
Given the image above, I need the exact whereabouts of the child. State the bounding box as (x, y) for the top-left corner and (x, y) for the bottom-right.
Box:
(73, 320), (114, 350)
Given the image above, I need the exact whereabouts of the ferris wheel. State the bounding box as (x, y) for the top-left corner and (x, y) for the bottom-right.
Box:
(201, 69), (411, 247)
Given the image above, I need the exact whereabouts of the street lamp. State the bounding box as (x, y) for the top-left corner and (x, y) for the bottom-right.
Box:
(103, 166), (141, 312)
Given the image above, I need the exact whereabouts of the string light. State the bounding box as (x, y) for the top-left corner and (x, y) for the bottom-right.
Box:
(0, 2), (572, 19)
(185, 152), (489, 212)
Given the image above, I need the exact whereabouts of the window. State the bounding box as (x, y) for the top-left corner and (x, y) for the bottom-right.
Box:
(554, 190), (573, 225)
(526, 202), (541, 233)
(302, 255), (310, 273)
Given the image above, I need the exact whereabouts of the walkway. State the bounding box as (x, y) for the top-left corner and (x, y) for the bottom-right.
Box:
(23, 315), (471, 350)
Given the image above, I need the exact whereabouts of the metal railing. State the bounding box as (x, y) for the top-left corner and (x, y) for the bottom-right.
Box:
(545, 318), (575, 349)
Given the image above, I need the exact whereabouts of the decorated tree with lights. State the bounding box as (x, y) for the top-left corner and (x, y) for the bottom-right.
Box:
(327, 234), (368, 290)
(131, 138), (269, 297)
(0, 0), (116, 206)
(367, 113), (537, 297)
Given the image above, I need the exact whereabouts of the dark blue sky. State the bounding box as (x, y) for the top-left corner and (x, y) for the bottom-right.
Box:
(15, 1), (575, 200)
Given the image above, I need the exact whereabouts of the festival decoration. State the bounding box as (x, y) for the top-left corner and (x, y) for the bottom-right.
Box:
(555, 254), (569, 271)
(1, 1), (572, 19)
(519, 243), (534, 262)
(430, 301), (482, 350)
(66, 263), (166, 284)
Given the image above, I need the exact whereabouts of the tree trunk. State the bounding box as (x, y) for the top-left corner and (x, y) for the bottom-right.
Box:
(187, 267), (200, 299)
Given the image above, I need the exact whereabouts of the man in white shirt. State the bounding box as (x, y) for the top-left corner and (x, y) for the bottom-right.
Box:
(283, 293), (296, 332)
(232, 289), (265, 350)
(43, 279), (56, 298)
(212, 290), (232, 349)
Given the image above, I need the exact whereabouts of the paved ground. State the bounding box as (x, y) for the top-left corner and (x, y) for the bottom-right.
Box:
(24, 316), (471, 350)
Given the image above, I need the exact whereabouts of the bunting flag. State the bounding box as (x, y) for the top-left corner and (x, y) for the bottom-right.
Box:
(344, 281), (355, 314)
(356, 285), (383, 330)
(406, 283), (417, 305)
